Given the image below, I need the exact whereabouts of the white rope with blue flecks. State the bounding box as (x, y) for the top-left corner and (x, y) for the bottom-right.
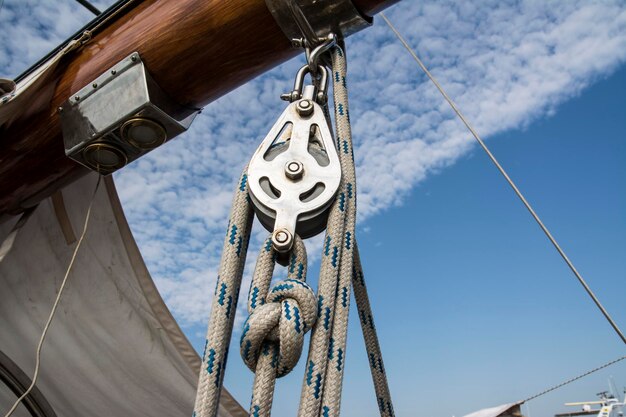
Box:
(193, 169), (254, 417)
(296, 49), (352, 416)
(297, 46), (395, 417)
(300, 46), (359, 417)
(351, 245), (395, 417)
(193, 46), (395, 417)
(241, 235), (318, 417)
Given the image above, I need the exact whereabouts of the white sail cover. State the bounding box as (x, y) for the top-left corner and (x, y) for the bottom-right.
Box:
(0, 174), (246, 417)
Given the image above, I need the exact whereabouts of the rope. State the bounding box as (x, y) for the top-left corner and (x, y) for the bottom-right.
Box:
(523, 355), (626, 402)
(3, 176), (101, 417)
(242, 236), (317, 417)
(380, 12), (626, 346)
(352, 245), (395, 417)
(312, 45), (359, 417)
(193, 170), (254, 417)
(295, 49), (353, 417)
(194, 46), (395, 417)
(75, 0), (100, 16)
(297, 46), (395, 417)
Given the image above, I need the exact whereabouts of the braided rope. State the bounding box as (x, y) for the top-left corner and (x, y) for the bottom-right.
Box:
(297, 47), (396, 417)
(242, 236), (317, 417)
(297, 50), (351, 417)
(193, 46), (396, 417)
(352, 245), (395, 417)
(193, 170), (254, 417)
(317, 47), (358, 417)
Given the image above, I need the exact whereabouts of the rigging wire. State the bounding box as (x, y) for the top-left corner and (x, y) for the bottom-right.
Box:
(75, 0), (100, 16)
(15, 0), (138, 84)
(3, 176), (102, 417)
(523, 355), (626, 402)
(380, 12), (626, 346)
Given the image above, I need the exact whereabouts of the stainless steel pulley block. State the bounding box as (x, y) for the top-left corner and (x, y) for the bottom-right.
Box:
(248, 66), (341, 252)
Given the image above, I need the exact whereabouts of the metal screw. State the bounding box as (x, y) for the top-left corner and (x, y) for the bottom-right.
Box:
(281, 92), (296, 102)
(285, 160), (304, 180)
(74, 95), (80, 101)
(92, 83), (98, 88)
(111, 70), (117, 75)
(275, 231), (288, 243)
(272, 229), (293, 253)
(58, 107), (63, 113)
(131, 55), (138, 62)
(296, 99), (313, 116)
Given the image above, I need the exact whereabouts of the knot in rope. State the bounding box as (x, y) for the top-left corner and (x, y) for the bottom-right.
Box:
(194, 48), (395, 417)
(240, 236), (317, 377)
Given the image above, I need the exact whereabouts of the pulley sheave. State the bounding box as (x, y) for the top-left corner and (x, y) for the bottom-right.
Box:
(247, 66), (341, 252)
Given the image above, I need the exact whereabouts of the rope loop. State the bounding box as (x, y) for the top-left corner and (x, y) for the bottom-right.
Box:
(241, 235), (317, 377)
(194, 46), (396, 417)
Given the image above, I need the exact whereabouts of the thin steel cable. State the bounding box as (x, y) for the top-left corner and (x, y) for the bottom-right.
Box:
(75, 0), (100, 16)
(3, 176), (101, 417)
(523, 356), (626, 402)
(380, 12), (626, 345)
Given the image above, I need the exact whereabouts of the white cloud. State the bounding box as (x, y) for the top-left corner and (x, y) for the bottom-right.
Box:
(0, 0), (103, 78)
(115, 0), (626, 331)
(3, 0), (626, 334)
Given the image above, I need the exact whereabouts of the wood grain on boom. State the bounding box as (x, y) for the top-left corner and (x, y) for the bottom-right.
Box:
(0, 0), (398, 216)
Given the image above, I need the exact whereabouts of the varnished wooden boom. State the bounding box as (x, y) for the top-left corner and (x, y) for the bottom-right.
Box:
(0, 0), (398, 217)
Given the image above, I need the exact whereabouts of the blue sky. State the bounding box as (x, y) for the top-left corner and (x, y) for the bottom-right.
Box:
(1, 1), (625, 417)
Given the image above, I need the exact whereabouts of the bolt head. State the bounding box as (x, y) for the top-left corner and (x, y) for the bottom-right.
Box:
(275, 231), (288, 243)
(296, 99), (314, 116)
(285, 160), (304, 180)
(272, 229), (293, 253)
(282, 92), (298, 102)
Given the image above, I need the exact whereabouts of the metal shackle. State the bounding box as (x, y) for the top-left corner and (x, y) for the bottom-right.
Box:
(281, 64), (329, 104)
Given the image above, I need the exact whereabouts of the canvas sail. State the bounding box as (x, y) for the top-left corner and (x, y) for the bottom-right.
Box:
(0, 173), (246, 417)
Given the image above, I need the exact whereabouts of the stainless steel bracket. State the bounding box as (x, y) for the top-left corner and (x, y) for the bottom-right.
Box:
(264, 0), (372, 46)
(59, 52), (199, 175)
